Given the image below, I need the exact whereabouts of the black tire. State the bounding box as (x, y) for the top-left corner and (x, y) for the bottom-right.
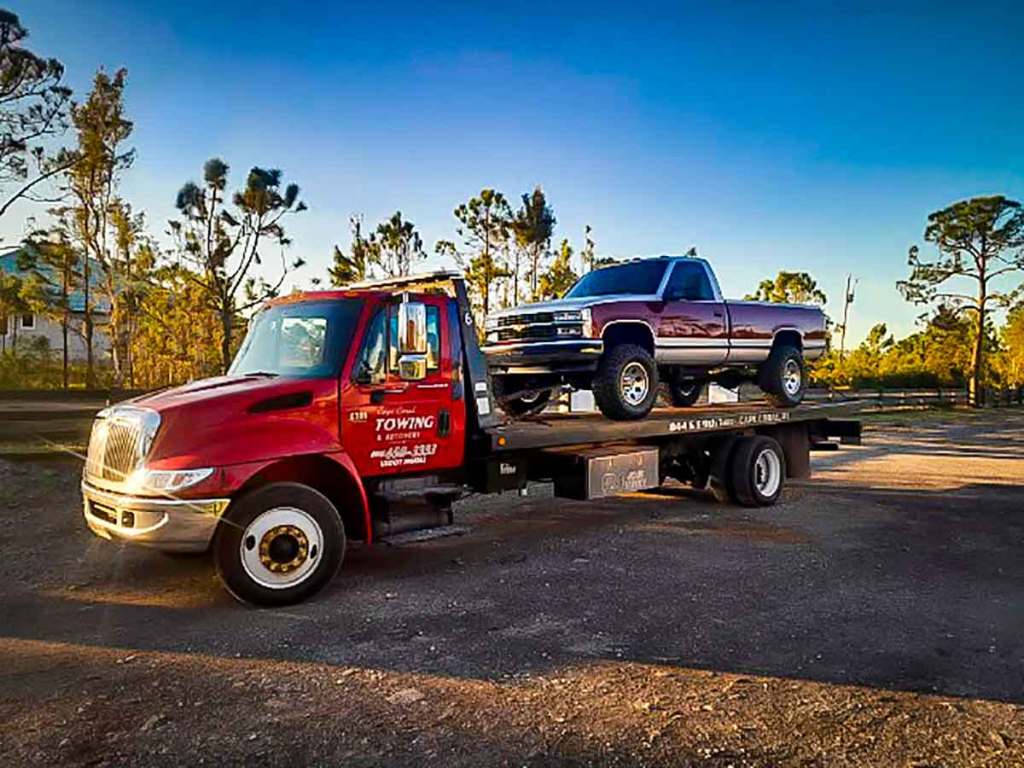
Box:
(758, 344), (806, 407)
(729, 436), (786, 507)
(498, 389), (552, 418)
(668, 378), (705, 407)
(592, 343), (659, 420)
(213, 482), (345, 606)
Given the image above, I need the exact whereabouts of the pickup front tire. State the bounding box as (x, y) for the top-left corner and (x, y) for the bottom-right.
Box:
(758, 345), (806, 407)
(592, 344), (659, 420)
(214, 482), (345, 606)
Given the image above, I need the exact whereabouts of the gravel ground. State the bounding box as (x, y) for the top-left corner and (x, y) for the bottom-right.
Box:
(1, 409), (1023, 766)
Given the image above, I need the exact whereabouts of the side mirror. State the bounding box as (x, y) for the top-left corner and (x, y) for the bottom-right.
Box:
(397, 299), (427, 354)
(397, 354), (428, 381)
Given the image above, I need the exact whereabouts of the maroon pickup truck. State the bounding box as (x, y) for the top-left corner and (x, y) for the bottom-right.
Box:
(483, 256), (827, 420)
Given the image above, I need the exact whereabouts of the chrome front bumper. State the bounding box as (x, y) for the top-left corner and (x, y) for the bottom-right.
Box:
(81, 481), (230, 553)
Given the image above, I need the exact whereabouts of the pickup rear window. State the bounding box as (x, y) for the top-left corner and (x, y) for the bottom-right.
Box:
(565, 261), (668, 298)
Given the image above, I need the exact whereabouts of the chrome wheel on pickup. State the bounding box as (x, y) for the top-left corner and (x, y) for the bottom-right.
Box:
(214, 482), (345, 606)
(592, 343), (659, 420)
(758, 344), (806, 408)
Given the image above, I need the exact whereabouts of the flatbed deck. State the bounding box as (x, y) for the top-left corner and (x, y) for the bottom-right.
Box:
(487, 400), (864, 451)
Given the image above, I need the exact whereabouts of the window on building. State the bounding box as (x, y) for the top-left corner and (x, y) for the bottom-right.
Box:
(20, 313), (35, 330)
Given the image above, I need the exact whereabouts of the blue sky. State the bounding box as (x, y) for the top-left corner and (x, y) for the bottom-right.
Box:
(10, 0), (1024, 343)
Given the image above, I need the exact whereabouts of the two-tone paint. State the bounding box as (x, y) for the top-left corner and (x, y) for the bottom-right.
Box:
(483, 257), (827, 372)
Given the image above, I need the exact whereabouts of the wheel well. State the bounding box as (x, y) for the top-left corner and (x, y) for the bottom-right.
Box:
(601, 322), (655, 356)
(772, 329), (802, 351)
(234, 455), (368, 541)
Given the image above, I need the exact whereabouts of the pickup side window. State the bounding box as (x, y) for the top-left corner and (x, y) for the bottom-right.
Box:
(665, 261), (716, 301)
(354, 309), (387, 385)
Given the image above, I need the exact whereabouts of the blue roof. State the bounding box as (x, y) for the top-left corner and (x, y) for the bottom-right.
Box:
(0, 248), (111, 313)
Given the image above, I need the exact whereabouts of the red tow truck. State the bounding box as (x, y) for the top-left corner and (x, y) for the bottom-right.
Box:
(81, 272), (860, 606)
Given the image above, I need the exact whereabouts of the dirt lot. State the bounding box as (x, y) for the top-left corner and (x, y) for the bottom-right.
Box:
(1, 409), (1023, 766)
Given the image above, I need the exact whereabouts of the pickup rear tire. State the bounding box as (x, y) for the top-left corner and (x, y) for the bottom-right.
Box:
(668, 378), (705, 407)
(758, 345), (806, 407)
(592, 344), (659, 420)
(213, 482), (345, 606)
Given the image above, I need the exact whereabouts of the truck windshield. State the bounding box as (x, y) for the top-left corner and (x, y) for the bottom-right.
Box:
(229, 299), (364, 378)
(565, 261), (668, 298)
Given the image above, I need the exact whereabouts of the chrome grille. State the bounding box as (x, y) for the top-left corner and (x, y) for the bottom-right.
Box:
(84, 408), (159, 484)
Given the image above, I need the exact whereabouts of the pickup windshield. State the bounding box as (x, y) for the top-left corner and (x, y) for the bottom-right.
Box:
(565, 260), (668, 298)
(229, 299), (364, 378)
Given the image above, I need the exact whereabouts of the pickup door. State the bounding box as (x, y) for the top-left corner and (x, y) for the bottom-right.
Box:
(656, 259), (729, 366)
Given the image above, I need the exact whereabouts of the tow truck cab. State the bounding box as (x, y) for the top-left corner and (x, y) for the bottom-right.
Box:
(81, 271), (861, 606)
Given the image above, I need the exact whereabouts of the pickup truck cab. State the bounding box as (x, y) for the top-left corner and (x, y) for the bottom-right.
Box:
(483, 256), (827, 419)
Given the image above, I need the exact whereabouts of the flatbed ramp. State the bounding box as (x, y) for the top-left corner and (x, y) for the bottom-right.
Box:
(487, 401), (863, 451)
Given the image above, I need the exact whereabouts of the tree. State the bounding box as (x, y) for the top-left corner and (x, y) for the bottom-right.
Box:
(898, 196), (1024, 405)
(0, 10), (74, 223)
(56, 68), (134, 387)
(447, 189), (513, 317)
(171, 158), (306, 372)
(374, 210), (425, 277)
(513, 187), (555, 301)
(18, 229), (81, 387)
(538, 239), (578, 299)
(996, 303), (1024, 388)
(579, 224), (596, 273)
(329, 215), (378, 286)
(747, 271), (827, 305)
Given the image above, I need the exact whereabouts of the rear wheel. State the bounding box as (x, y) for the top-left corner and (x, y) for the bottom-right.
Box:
(758, 345), (806, 407)
(729, 436), (786, 507)
(668, 378), (705, 407)
(592, 344), (659, 420)
(214, 482), (345, 606)
(498, 388), (552, 418)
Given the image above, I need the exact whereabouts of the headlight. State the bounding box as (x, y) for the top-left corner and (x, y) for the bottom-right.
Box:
(553, 310), (582, 322)
(125, 467), (214, 495)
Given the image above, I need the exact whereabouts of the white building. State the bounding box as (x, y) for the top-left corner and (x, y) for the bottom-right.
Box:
(0, 250), (111, 360)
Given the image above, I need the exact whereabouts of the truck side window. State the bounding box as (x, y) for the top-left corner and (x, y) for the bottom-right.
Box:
(354, 310), (387, 384)
(665, 261), (715, 301)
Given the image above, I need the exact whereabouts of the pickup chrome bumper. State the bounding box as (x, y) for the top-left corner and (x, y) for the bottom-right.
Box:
(483, 339), (604, 374)
(81, 481), (230, 553)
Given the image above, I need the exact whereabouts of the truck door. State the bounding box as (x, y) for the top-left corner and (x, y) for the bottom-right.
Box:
(657, 260), (729, 365)
(342, 296), (466, 478)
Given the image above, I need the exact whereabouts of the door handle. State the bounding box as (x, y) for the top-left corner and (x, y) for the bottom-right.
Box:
(369, 387), (406, 404)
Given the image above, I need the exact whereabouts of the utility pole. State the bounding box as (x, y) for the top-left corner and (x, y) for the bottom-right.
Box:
(838, 274), (855, 359)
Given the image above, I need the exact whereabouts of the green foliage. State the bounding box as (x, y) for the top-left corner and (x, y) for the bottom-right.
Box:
(329, 215), (377, 286)
(513, 187), (556, 301)
(747, 271), (827, 305)
(899, 196), (1024, 404)
(538, 239), (578, 299)
(374, 210), (424, 277)
(994, 303), (1024, 387)
(0, 9), (74, 221)
(170, 157), (306, 371)
(448, 189), (513, 317)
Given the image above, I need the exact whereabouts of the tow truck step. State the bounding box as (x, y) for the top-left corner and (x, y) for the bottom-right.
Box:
(379, 525), (471, 546)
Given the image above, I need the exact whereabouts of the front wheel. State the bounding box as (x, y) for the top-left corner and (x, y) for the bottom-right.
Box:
(592, 344), (659, 420)
(758, 345), (806, 407)
(213, 482), (345, 606)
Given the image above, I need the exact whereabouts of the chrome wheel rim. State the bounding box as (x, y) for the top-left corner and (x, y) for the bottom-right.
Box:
(620, 362), (650, 406)
(783, 359), (802, 396)
(754, 448), (782, 497)
(240, 506), (323, 590)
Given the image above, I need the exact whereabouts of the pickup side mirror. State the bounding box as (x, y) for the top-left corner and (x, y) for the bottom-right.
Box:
(396, 297), (428, 381)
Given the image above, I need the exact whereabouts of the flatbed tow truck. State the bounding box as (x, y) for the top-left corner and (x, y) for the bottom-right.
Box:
(81, 272), (861, 605)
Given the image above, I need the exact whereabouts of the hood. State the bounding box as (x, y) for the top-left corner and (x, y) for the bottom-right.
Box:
(129, 374), (308, 413)
(487, 295), (601, 319)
